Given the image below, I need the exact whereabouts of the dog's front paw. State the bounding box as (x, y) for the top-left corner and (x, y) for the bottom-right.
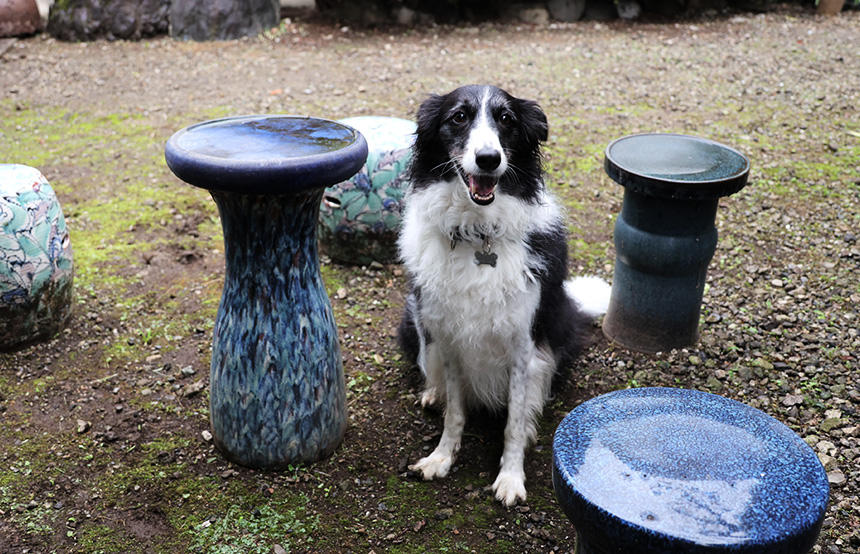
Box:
(420, 386), (442, 409)
(492, 470), (527, 506)
(409, 452), (453, 480)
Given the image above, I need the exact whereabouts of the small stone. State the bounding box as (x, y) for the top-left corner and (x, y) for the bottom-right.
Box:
(140, 388), (153, 396)
(826, 469), (846, 486)
(753, 358), (774, 371)
(76, 419), (91, 434)
(818, 453), (837, 471)
(273, 545), (287, 554)
(771, 278), (784, 288)
(413, 519), (426, 532)
(820, 418), (843, 433)
(180, 366), (196, 377)
(183, 380), (205, 397)
(816, 440), (836, 454)
(336, 288), (348, 299)
(688, 355), (701, 366)
(201, 430), (213, 442)
(781, 394), (804, 407)
(435, 508), (454, 520)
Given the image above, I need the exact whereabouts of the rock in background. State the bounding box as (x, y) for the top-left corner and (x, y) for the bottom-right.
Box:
(0, 0), (43, 37)
(46, 0), (169, 41)
(169, 0), (280, 40)
(547, 0), (587, 22)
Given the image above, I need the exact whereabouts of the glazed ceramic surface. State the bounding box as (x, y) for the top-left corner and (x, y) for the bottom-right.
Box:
(604, 133), (749, 200)
(552, 387), (829, 554)
(164, 115), (367, 467)
(319, 116), (416, 265)
(0, 164), (73, 351)
(602, 134), (749, 353)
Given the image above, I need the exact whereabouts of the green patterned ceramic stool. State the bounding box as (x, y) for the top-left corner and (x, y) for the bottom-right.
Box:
(318, 116), (416, 265)
(0, 164), (74, 351)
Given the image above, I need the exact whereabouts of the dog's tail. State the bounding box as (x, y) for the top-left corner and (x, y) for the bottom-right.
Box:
(564, 276), (611, 318)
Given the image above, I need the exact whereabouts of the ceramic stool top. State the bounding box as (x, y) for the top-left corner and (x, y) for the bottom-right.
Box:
(164, 115), (368, 194)
(318, 116), (416, 265)
(604, 134), (749, 200)
(552, 387), (829, 554)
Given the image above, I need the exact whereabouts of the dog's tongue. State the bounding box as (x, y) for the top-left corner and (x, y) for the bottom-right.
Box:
(468, 175), (497, 203)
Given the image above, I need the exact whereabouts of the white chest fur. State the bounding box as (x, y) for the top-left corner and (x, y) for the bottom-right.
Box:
(399, 179), (561, 406)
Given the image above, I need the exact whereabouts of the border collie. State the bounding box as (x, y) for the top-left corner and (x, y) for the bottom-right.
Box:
(397, 85), (610, 505)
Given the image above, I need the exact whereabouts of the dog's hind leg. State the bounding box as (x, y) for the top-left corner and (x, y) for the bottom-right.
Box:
(493, 342), (555, 506)
(410, 356), (465, 480)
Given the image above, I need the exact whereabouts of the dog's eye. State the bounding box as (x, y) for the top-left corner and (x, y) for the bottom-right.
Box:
(451, 111), (467, 125)
(499, 112), (513, 126)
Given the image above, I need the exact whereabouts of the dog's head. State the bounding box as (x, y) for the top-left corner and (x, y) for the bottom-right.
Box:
(410, 85), (548, 205)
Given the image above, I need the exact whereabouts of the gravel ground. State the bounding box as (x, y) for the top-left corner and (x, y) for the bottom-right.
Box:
(0, 5), (858, 552)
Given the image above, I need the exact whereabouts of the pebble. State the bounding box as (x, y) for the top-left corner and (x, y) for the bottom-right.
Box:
(820, 418), (843, 432)
(818, 453), (837, 471)
(435, 508), (454, 520)
(782, 393), (804, 406)
(817, 440), (837, 455)
(201, 430), (212, 442)
(183, 381), (205, 397)
(827, 470), (846, 486)
(180, 366), (196, 377)
(76, 419), (90, 434)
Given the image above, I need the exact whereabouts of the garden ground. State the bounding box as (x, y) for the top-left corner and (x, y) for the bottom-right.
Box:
(0, 5), (858, 552)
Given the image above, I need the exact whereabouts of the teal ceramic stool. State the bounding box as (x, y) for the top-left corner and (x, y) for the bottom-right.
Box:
(602, 134), (749, 353)
(0, 164), (74, 351)
(165, 115), (367, 468)
(318, 116), (416, 265)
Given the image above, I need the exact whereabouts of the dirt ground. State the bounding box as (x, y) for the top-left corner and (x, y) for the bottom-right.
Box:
(1, 5), (858, 553)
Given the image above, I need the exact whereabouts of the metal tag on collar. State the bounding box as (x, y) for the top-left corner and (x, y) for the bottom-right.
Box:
(475, 236), (497, 267)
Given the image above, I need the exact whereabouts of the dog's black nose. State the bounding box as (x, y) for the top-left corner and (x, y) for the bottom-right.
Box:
(475, 148), (501, 171)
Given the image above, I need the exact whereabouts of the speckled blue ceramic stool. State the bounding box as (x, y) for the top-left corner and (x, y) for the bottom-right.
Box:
(602, 134), (749, 353)
(165, 115), (367, 468)
(1, 164), (73, 351)
(318, 116), (416, 265)
(552, 387), (829, 554)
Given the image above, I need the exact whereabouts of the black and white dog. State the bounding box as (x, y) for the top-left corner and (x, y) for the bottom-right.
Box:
(397, 85), (610, 505)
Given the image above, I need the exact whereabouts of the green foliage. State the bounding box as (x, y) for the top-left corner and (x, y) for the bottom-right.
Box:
(190, 502), (318, 554)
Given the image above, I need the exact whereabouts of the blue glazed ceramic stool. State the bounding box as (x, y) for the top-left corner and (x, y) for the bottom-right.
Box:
(552, 387), (829, 554)
(602, 134), (749, 353)
(318, 116), (416, 265)
(165, 115), (367, 468)
(0, 164), (73, 351)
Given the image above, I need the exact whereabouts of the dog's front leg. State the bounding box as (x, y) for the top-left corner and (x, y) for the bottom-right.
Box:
(493, 343), (553, 506)
(409, 359), (465, 480)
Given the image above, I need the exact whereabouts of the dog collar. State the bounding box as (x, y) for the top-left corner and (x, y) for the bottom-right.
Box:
(449, 230), (497, 268)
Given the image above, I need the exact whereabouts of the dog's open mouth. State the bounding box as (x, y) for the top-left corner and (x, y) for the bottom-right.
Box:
(466, 174), (498, 205)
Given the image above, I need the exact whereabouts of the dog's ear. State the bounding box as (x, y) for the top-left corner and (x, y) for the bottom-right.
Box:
(415, 93), (446, 146)
(515, 98), (549, 146)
